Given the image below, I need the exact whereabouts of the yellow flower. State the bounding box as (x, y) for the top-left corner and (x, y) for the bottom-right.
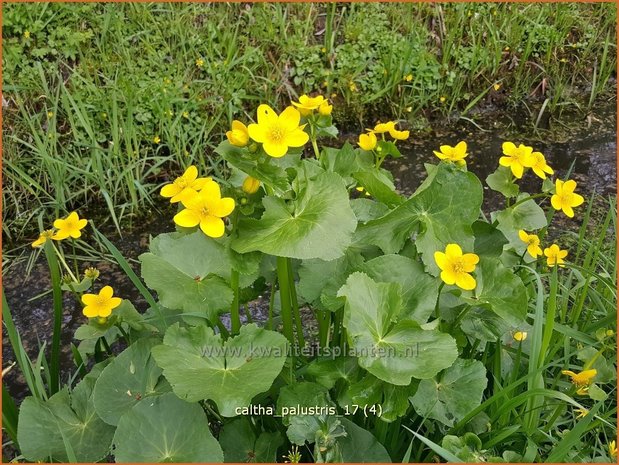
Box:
(434, 244), (479, 291)
(433, 141), (468, 164)
(404, 74), (413, 82)
(53, 212), (88, 240)
(196, 58), (204, 68)
(372, 121), (396, 134)
(242, 176), (260, 194)
(551, 179), (584, 218)
(291, 95), (325, 116)
(574, 407), (589, 419)
(82, 286), (122, 319)
(499, 142), (534, 179)
(32, 230), (55, 248)
(389, 126), (410, 141)
(609, 441), (617, 458)
(493, 83), (501, 91)
(439, 96), (446, 104)
(518, 230), (543, 258)
(561, 368), (597, 387)
(318, 100), (333, 116)
(348, 81), (358, 92)
(160, 165), (212, 204)
(182, 111), (190, 119)
(153, 135), (161, 144)
(226, 120), (250, 147)
(173, 181), (235, 238)
(47, 111), (54, 119)
(357, 132), (377, 151)
(544, 244), (568, 267)
(247, 104), (309, 158)
(24, 30), (31, 39)
(530, 152), (554, 179)
(513, 331), (528, 342)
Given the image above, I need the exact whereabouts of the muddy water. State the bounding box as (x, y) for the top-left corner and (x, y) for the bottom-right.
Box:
(3, 106), (616, 402)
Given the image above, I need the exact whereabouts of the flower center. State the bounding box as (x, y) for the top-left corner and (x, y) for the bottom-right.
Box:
(175, 177), (189, 189)
(527, 238), (536, 245)
(269, 126), (284, 142)
(200, 206), (210, 218)
(559, 193), (573, 205)
(452, 260), (465, 274)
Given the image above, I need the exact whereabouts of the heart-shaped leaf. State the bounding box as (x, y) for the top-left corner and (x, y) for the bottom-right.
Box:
(152, 323), (288, 417)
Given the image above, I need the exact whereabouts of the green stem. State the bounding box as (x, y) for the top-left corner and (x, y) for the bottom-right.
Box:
(434, 282), (445, 318)
(287, 258), (305, 348)
(71, 239), (79, 279)
(215, 318), (230, 339)
(276, 256), (295, 344)
(510, 192), (549, 210)
(51, 242), (78, 282)
(230, 268), (241, 335)
(268, 282), (276, 330)
(116, 323), (132, 346)
(540, 265), (558, 366)
(43, 241), (63, 395)
(311, 137), (320, 160)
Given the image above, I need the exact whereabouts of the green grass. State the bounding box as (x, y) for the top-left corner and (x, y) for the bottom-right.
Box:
(2, 2), (616, 242)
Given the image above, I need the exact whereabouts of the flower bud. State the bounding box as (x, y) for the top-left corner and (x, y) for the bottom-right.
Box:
(242, 176), (260, 194)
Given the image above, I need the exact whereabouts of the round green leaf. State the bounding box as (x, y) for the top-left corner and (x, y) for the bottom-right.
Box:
(410, 359), (487, 427)
(113, 392), (223, 462)
(152, 323), (288, 417)
(232, 171), (357, 260)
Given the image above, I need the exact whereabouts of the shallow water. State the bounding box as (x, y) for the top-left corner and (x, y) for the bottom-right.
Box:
(3, 104), (616, 402)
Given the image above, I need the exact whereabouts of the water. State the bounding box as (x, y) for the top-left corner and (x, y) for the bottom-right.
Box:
(3, 105), (616, 402)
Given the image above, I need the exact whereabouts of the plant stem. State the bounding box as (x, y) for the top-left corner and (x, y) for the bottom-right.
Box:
(230, 268), (241, 335)
(287, 258), (305, 348)
(276, 256), (295, 344)
(267, 281), (276, 330)
(43, 241), (63, 395)
(71, 239), (79, 279)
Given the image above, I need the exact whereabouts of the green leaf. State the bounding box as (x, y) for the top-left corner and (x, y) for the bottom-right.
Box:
(152, 323), (288, 417)
(472, 220), (508, 257)
(113, 392), (223, 462)
(93, 338), (169, 426)
(219, 418), (284, 463)
(344, 374), (415, 422)
(61, 277), (92, 292)
(460, 306), (511, 342)
(232, 171), (357, 260)
(338, 418), (392, 462)
(337, 272), (458, 384)
(320, 142), (359, 179)
(362, 254), (439, 324)
(350, 198), (390, 223)
(215, 140), (290, 194)
(354, 163), (482, 272)
(486, 166), (519, 198)
(306, 357), (361, 389)
(277, 382), (336, 445)
(353, 169), (403, 208)
(410, 359), (487, 426)
(140, 232), (249, 323)
(468, 258), (528, 324)
(17, 374), (115, 462)
(493, 196), (548, 250)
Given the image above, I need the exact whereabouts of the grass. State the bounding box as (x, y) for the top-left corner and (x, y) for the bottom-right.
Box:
(2, 2), (616, 243)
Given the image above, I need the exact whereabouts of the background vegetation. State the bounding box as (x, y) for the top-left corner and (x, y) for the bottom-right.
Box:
(3, 2), (616, 242)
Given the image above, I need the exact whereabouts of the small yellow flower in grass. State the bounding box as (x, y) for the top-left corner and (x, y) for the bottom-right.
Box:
(372, 121), (396, 134)
(574, 407), (589, 419)
(439, 96), (446, 104)
(348, 82), (358, 92)
(196, 58), (204, 68)
(518, 230), (543, 258)
(318, 100), (333, 116)
(513, 331), (527, 342)
(242, 176), (260, 194)
(609, 440), (617, 458)
(434, 244), (480, 291)
(24, 30), (31, 39)
(153, 135), (161, 144)
(493, 83), (501, 91)
(182, 111), (190, 119)
(226, 120), (250, 147)
(404, 74), (413, 82)
(544, 244), (568, 267)
(561, 368), (597, 387)
(551, 179), (584, 218)
(53, 212), (88, 240)
(433, 141), (468, 164)
(174, 181), (235, 238)
(247, 104), (309, 158)
(291, 94), (325, 116)
(499, 142), (534, 179)
(47, 111), (54, 119)
(358, 132), (377, 151)
(82, 286), (122, 319)
(530, 151), (554, 180)
(160, 165), (212, 204)
(32, 230), (55, 248)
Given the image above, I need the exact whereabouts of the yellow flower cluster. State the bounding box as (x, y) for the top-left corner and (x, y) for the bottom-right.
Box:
(518, 230), (568, 267)
(291, 94), (332, 116)
(433, 141), (468, 165)
(160, 166), (235, 238)
(357, 121), (409, 151)
(31, 212), (88, 248)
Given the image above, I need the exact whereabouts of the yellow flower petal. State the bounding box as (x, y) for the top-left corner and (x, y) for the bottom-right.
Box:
(160, 183), (182, 198)
(211, 197), (235, 218)
(440, 270), (457, 285)
(183, 165), (198, 183)
(174, 209), (201, 228)
(434, 251), (447, 270)
(100, 286), (114, 300)
(200, 216), (225, 238)
(263, 140), (289, 158)
(445, 243), (463, 258)
(455, 273), (476, 290)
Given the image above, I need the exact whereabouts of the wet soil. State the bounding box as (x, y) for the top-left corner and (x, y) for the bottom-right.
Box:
(2, 101), (616, 404)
